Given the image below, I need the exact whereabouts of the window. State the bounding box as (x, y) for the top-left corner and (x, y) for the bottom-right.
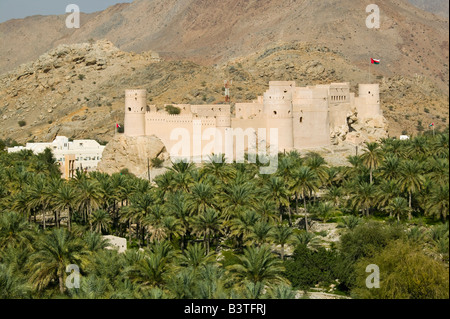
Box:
(273, 111), (277, 115)
(128, 107), (132, 112)
(300, 117), (303, 123)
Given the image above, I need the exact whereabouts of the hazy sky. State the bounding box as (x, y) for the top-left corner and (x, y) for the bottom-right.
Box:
(0, 0), (134, 23)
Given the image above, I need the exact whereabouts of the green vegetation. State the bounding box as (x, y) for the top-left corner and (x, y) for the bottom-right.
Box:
(18, 120), (27, 127)
(0, 132), (448, 299)
(165, 105), (181, 115)
(151, 157), (165, 169)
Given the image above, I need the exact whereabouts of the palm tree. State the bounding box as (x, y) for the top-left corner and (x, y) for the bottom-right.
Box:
(292, 231), (322, 251)
(360, 142), (384, 184)
(378, 155), (400, 181)
(191, 208), (223, 254)
(220, 182), (256, 220)
(229, 210), (260, 248)
(349, 182), (376, 217)
(254, 200), (278, 223)
(161, 215), (184, 242)
(290, 166), (319, 231)
(305, 153), (329, 187)
(188, 182), (217, 215)
(74, 178), (103, 230)
(202, 154), (235, 183)
(266, 284), (297, 299)
(195, 264), (229, 299)
(228, 245), (288, 286)
(397, 160), (425, 218)
(91, 210), (112, 234)
(425, 185), (449, 222)
(407, 136), (430, 160)
(340, 215), (361, 231)
(125, 243), (174, 289)
(426, 157), (449, 187)
(28, 228), (87, 294)
(309, 201), (336, 223)
(374, 180), (401, 211)
(324, 186), (343, 208)
(0, 211), (35, 249)
(165, 191), (191, 251)
(27, 176), (49, 229)
(269, 225), (293, 260)
(0, 264), (31, 298)
(83, 231), (111, 252)
(433, 134), (449, 159)
(239, 281), (266, 299)
(385, 197), (411, 222)
(178, 243), (215, 271)
(53, 183), (78, 232)
(251, 220), (273, 247)
(263, 177), (290, 223)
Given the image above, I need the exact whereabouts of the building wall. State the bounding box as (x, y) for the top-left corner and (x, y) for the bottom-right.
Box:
(7, 136), (106, 175)
(292, 87), (331, 149)
(124, 89), (146, 137)
(124, 81), (381, 157)
(356, 84), (381, 121)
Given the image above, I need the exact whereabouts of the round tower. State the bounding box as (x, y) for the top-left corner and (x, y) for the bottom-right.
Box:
(124, 89), (147, 137)
(358, 84), (381, 119)
(263, 82), (294, 152)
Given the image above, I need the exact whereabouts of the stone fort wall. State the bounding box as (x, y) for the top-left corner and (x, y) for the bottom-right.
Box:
(124, 81), (381, 157)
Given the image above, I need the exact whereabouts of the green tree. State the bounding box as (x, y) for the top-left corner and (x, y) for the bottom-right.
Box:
(384, 197), (411, 222)
(192, 208), (223, 254)
(28, 228), (88, 294)
(228, 245), (288, 286)
(353, 241), (449, 299)
(360, 142), (384, 184)
(290, 166), (319, 231)
(397, 160), (425, 218)
(269, 225), (293, 260)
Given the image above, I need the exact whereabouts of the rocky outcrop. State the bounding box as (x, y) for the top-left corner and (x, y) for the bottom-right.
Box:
(97, 135), (168, 178)
(331, 110), (389, 146)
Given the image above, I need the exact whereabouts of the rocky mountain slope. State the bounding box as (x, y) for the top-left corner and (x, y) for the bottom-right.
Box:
(408, 0), (449, 18)
(0, 0), (448, 94)
(0, 40), (447, 145)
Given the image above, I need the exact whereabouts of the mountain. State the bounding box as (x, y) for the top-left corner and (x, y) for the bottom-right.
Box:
(0, 40), (447, 145)
(0, 0), (448, 92)
(408, 0), (449, 18)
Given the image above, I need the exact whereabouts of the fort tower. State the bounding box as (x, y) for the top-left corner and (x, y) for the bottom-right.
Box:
(124, 89), (147, 137)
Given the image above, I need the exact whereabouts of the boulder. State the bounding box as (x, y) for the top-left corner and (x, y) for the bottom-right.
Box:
(97, 135), (168, 178)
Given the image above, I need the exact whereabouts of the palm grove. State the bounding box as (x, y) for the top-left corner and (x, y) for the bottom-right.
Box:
(0, 131), (448, 299)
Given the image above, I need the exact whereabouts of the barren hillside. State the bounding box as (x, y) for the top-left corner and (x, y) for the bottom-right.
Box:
(0, 0), (448, 93)
(0, 40), (447, 145)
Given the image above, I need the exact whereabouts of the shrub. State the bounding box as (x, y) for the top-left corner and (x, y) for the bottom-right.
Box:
(151, 157), (164, 168)
(165, 105), (181, 115)
(284, 244), (340, 290)
(352, 241), (449, 299)
(18, 120), (26, 127)
(78, 74), (85, 81)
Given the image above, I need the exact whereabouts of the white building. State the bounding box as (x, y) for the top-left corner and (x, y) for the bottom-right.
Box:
(8, 136), (106, 173)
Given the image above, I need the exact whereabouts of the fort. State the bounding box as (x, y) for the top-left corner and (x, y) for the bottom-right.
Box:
(123, 81), (383, 160)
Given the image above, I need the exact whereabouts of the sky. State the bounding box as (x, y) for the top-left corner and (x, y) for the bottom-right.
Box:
(0, 0), (134, 23)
